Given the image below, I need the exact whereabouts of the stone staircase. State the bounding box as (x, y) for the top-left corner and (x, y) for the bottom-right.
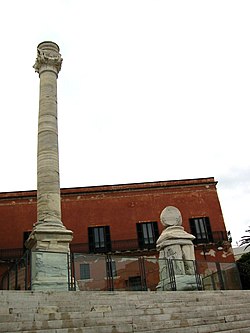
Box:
(0, 290), (250, 333)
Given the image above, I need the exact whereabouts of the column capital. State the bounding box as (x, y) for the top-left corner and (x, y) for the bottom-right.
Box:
(33, 41), (63, 75)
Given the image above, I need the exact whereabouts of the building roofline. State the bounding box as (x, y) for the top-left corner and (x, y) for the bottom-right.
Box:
(62, 177), (217, 196)
(0, 177), (217, 200)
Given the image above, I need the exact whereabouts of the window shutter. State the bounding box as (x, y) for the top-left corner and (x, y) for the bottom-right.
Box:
(105, 226), (111, 252)
(136, 223), (144, 249)
(88, 227), (95, 253)
(205, 217), (213, 242)
(153, 222), (159, 243)
(189, 219), (196, 236)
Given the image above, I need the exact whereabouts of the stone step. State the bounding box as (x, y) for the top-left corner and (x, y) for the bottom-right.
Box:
(1, 304), (250, 326)
(52, 294), (250, 305)
(138, 321), (250, 333)
(0, 322), (135, 333)
(4, 300), (250, 320)
(6, 319), (250, 333)
(1, 310), (250, 332)
(213, 329), (250, 333)
(3, 299), (250, 322)
(48, 300), (250, 313)
(133, 314), (250, 332)
(2, 290), (250, 301)
(1, 290), (250, 332)
(0, 292), (250, 304)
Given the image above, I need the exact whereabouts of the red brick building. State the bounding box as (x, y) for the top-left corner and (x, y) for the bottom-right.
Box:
(0, 177), (234, 280)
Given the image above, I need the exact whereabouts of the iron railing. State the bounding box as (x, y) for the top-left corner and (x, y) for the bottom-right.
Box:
(0, 230), (229, 260)
(70, 239), (156, 254)
(1, 251), (242, 292)
(69, 232), (229, 253)
(0, 248), (24, 261)
(0, 250), (31, 290)
(192, 231), (228, 245)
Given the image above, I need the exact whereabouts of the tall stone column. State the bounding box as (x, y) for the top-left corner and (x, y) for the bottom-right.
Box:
(26, 41), (73, 290)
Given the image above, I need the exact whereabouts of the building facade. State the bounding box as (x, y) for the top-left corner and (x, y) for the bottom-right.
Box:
(0, 177), (234, 280)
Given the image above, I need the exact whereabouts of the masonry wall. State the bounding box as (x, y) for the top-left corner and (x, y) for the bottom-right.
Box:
(0, 177), (234, 273)
(60, 179), (224, 243)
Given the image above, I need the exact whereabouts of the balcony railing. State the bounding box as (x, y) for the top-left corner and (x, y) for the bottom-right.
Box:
(192, 231), (229, 245)
(0, 231), (229, 260)
(70, 239), (156, 254)
(0, 248), (24, 262)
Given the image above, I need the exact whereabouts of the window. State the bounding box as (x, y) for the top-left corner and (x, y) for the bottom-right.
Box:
(136, 222), (159, 249)
(80, 263), (90, 280)
(189, 217), (213, 244)
(88, 226), (111, 253)
(127, 276), (143, 291)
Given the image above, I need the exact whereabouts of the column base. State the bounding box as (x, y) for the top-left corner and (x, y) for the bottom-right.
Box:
(25, 226), (73, 291)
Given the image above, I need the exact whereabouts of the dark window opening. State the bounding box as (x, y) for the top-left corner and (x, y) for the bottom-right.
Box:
(127, 276), (143, 291)
(136, 222), (159, 250)
(189, 217), (213, 244)
(80, 263), (90, 280)
(88, 226), (111, 253)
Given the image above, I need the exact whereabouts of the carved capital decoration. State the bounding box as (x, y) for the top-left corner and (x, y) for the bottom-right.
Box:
(33, 46), (63, 74)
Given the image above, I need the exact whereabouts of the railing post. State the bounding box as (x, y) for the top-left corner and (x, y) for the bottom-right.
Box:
(106, 254), (114, 291)
(72, 253), (76, 291)
(7, 271), (10, 290)
(216, 262), (225, 290)
(167, 259), (176, 291)
(193, 260), (203, 290)
(211, 273), (216, 290)
(139, 257), (147, 291)
(67, 253), (70, 291)
(70, 252), (76, 291)
(15, 260), (18, 290)
(24, 251), (28, 290)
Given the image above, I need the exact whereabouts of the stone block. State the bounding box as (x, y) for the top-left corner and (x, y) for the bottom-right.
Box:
(37, 306), (59, 314)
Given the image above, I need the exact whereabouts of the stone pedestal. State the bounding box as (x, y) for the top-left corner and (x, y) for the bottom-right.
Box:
(158, 243), (198, 291)
(157, 206), (198, 291)
(26, 41), (73, 291)
(26, 228), (72, 290)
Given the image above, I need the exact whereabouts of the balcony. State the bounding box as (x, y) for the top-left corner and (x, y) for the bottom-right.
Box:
(0, 230), (229, 260)
(70, 239), (157, 254)
(192, 231), (229, 245)
(0, 248), (24, 262)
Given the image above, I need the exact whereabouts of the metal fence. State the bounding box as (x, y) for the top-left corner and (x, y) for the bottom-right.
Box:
(0, 251), (31, 290)
(0, 251), (242, 291)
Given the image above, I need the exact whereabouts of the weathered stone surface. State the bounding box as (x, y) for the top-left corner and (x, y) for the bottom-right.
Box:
(160, 206), (183, 227)
(31, 251), (69, 291)
(157, 226), (195, 249)
(1, 290), (250, 332)
(90, 305), (112, 312)
(37, 306), (59, 314)
(157, 206), (196, 290)
(25, 41), (72, 291)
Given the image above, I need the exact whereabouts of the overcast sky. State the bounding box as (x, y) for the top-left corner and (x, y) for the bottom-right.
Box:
(0, 1), (249, 246)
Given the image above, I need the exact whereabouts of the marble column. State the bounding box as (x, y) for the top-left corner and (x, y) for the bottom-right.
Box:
(26, 42), (73, 290)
